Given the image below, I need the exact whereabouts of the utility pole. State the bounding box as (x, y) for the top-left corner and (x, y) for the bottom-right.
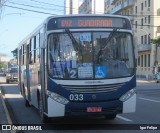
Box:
(94, 0), (96, 14)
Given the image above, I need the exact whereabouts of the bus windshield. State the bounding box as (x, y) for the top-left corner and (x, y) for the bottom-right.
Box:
(9, 67), (18, 73)
(48, 31), (134, 79)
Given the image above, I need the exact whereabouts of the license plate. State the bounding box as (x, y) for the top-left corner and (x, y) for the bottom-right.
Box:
(87, 107), (102, 112)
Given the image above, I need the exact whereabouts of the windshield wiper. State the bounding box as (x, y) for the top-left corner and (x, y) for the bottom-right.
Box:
(101, 28), (119, 50)
(65, 29), (81, 52)
(97, 28), (119, 63)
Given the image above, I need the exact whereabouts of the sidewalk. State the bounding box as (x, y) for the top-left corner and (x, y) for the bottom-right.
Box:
(0, 86), (12, 133)
(136, 79), (156, 83)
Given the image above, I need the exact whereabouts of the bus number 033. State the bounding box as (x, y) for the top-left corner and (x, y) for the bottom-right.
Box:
(69, 94), (83, 101)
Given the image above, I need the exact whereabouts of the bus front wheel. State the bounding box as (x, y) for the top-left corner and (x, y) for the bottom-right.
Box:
(23, 86), (31, 107)
(6, 79), (9, 84)
(25, 99), (31, 107)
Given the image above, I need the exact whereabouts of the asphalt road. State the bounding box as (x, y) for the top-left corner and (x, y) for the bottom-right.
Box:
(0, 76), (160, 133)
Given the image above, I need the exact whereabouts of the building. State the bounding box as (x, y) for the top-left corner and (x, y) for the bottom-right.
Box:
(111, 0), (134, 24)
(79, 0), (105, 14)
(110, 0), (160, 80)
(64, 0), (82, 15)
(0, 56), (11, 62)
(104, 0), (114, 14)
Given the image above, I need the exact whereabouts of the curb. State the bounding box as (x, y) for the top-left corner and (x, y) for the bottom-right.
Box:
(136, 80), (156, 83)
(0, 86), (16, 133)
(0, 88), (13, 125)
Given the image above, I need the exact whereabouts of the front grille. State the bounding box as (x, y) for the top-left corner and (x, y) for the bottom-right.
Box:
(61, 83), (124, 94)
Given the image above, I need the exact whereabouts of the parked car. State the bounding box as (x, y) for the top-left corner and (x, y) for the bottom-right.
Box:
(6, 67), (18, 83)
(0, 68), (5, 76)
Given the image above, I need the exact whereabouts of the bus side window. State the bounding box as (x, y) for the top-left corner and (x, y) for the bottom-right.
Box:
(20, 47), (22, 65)
(21, 46), (24, 65)
(36, 33), (40, 63)
(29, 41), (32, 64)
(23, 45), (25, 65)
(24, 45), (27, 65)
(29, 37), (35, 64)
(34, 36), (36, 63)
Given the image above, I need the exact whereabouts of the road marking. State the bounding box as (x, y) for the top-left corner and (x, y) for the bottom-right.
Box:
(138, 97), (160, 103)
(116, 115), (132, 122)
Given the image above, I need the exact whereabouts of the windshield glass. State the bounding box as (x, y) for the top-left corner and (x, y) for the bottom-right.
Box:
(48, 31), (134, 79)
(10, 68), (18, 73)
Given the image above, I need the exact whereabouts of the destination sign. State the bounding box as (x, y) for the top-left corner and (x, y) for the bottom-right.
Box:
(47, 16), (131, 30)
(61, 19), (112, 27)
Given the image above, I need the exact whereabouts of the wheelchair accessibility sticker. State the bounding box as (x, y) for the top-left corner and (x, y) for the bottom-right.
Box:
(95, 66), (106, 78)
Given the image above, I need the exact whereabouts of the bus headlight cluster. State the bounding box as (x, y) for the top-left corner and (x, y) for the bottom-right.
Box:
(120, 89), (136, 102)
(47, 91), (69, 105)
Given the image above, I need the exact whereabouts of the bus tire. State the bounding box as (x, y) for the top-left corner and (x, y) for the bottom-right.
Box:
(23, 85), (31, 107)
(25, 99), (31, 107)
(6, 79), (9, 84)
(19, 85), (23, 95)
(39, 96), (50, 123)
(105, 114), (116, 120)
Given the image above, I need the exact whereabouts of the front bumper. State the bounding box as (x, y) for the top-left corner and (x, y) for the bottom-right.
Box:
(47, 97), (122, 117)
(47, 92), (136, 117)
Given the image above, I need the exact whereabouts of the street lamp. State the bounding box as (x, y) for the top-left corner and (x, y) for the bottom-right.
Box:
(138, 28), (151, 36)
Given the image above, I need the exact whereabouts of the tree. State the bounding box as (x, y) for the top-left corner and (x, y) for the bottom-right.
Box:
(151, 37), (160, 47)
(151, 36), (160, 65)
(0, 62), (5, 68)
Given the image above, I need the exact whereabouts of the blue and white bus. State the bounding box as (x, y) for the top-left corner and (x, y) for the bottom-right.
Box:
(18, 15), (136, 123)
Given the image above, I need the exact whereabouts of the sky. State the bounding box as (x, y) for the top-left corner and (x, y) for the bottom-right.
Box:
(0, 0), (65, 58)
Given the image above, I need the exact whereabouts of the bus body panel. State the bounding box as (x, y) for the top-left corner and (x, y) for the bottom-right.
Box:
(122, 93), (136, 113)
(29, 63), (40, 108)
(48, 97), (65, 117)
(47, 97), (122, 117)
(21, 65), (27, 96)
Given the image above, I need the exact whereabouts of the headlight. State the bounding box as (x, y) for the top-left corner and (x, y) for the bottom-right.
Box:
(7, 74), (11, 76)
(47, 91), (69, 105)
(120, 89), (136, 102)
